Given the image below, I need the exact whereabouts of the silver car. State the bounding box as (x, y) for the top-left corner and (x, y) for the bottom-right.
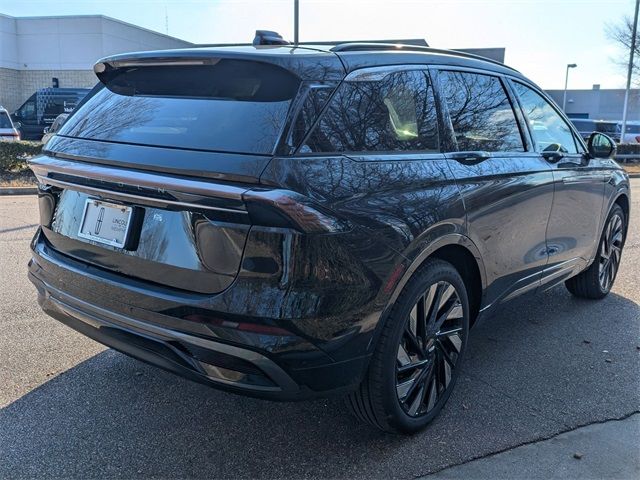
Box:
(0, 107), (20, 142)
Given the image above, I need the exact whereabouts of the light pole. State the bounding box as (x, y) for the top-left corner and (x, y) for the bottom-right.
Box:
(293, 0), (299, 46)
(562, 63), (577, 112)
(621, 0), (639, 141)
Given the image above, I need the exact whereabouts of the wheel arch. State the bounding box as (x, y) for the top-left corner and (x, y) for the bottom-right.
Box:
(384, 234), (486, 329)
(614, 192), (630, 233)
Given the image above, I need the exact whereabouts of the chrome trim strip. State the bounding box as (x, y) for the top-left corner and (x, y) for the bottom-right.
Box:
(345, 64), (429, 82)
(34, 174), (249, 214)
(29, 155), (250, 214)
(539, 259), (582, 286)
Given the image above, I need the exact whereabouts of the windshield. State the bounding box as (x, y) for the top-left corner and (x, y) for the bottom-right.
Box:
(59, 60), (301, 154)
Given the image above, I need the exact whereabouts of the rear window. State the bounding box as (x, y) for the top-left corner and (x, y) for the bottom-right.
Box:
(0, 112), (12, 129)
(59, 60), (301, 154)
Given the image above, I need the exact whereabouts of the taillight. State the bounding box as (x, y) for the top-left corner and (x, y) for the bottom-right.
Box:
(634, 136), (640, 143)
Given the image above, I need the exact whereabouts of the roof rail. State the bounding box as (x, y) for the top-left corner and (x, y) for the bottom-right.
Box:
(329, 43), (519, 73)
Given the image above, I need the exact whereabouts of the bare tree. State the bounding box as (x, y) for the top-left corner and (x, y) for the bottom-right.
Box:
(606, 15), (640, 85)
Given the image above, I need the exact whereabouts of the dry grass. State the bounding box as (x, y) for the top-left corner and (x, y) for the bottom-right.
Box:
(0, 169), (36, 187)
(621, 163), (640, 175)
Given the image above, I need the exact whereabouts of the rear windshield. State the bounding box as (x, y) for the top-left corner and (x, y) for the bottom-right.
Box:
(0, 112), (12, 129)
(58, 60), (300, 154)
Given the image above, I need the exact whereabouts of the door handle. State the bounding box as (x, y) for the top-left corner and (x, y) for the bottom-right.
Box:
(448, 152), (490, 165)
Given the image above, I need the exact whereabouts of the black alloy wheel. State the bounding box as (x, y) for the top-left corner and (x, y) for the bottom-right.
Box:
(598, 212), (624, 292)
(566, 204), (626, 299)
(396, 280), (465, 417)
(346, 259), (470, 433)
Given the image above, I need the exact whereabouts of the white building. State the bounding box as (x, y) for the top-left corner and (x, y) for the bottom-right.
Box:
(546, 86), (640, 121)
(0, 13), (192, 111)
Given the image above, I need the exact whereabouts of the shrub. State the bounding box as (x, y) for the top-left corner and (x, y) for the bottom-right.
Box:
(0, 141), (42, 172)
(616, 143), (640, 155)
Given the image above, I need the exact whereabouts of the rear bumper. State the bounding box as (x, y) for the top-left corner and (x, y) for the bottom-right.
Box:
(32, 275), (301, 398)
(28, 231), (371, 400)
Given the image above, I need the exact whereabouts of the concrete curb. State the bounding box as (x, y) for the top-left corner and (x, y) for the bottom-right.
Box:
(0, 186), (38, 195)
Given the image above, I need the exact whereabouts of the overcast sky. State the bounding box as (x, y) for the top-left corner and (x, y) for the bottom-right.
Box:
(0, 0), (635, 89)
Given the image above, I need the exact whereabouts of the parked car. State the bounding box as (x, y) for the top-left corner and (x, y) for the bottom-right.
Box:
(0, 106), (20, 141)
(570, 118), (619, 142)
(28, 41), (630, 434)
(570, 118), (597, 140)
(616, 121), (640, 144)
(41, 113), (69, 145)
(11, 87), (90, 140)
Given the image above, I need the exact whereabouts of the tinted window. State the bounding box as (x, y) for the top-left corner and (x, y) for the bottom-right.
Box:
(302, 70), (439, 153)
(18, 95), (36, 121)
(571, 119), (595, 131)
(289, 85), (335, 150)
(596, 122), (617, 134)
(60, 60), (300, 154)
(0, 112), (12, 129)
(439, 71), (524, 152)
(513, 82), (578, 154)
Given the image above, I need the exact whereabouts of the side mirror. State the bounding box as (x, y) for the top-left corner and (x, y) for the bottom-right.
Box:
(13, 121), (21, 129)
(587, 132), (616, 159)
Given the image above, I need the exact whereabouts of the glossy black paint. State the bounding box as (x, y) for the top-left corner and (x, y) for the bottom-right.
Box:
(28, 44), (631, 400)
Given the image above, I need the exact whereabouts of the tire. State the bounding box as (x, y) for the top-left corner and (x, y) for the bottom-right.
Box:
(346, 259), (470, 434)
(565, 204), (625, 299)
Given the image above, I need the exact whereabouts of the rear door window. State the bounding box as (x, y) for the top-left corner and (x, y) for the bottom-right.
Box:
(59, 60), (301, 155)
(301, 69), (439, 153)
(438, 71), (524, 152)
(512, 82), (578, 154)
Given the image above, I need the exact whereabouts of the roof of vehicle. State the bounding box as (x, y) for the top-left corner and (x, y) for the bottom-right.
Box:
(95, 43), (528, 82)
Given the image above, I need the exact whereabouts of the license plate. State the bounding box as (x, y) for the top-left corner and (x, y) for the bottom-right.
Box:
(78, 199), (133, 248)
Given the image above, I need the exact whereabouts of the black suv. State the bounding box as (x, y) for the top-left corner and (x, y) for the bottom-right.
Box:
(28, 43), (630, 434)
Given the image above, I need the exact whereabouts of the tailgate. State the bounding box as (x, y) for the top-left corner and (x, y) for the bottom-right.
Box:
(30, 154), (255, 294)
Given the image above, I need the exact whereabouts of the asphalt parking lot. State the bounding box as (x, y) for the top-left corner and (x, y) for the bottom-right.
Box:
(1, 181), (639, 479)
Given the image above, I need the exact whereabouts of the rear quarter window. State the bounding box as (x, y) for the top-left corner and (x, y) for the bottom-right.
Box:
(300, 69), (439, 154)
